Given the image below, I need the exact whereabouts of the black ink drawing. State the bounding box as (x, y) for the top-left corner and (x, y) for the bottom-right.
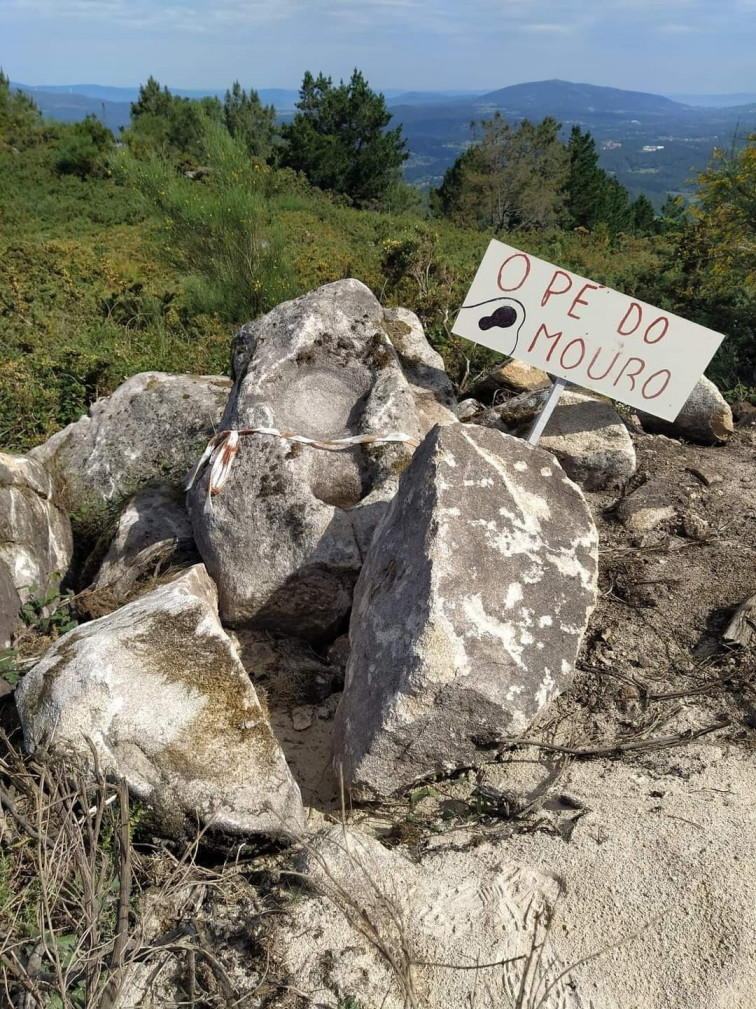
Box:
(458, 297), (527, 357)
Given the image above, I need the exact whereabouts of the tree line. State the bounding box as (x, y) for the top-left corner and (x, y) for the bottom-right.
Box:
(2, 66), (756, 392)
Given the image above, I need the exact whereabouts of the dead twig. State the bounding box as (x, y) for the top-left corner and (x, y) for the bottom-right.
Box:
(497, 718), (729, 759)
(0, 784), (57, 849)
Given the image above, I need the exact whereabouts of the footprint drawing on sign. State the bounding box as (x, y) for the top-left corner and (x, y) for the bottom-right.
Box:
(459, 297), (527, 357)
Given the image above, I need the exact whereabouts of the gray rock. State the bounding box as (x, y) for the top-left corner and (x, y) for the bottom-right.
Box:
(615, 484), (677, 532)
(0, 452), (73, 599)
(332, 423), (598, 797)
(637, 375), (733, 444)
(326, 634), (350, 671)
(0, 561), (21, 650)
(191, 434), (363, 638)
(477, 390), (636, 491)
(30, 372), (232, 508)
(190, 281), (455, 637)
(92, 484), (196, 599)
(16, 565), (304, 840)
(457, 398), (485, 421)
(382, 306), (457, 429)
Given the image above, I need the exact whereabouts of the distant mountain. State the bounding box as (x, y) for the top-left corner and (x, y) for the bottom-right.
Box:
(477, 79), (687, 117)
(11, 85), (132, 131)
(386, 80), (756, 205)
(666, 92), (756, 108)
(11, 77), (756, 208)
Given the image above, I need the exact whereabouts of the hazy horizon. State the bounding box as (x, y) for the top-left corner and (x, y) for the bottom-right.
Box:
(2, 1), (755, 96)
(9, 79), (756, 102)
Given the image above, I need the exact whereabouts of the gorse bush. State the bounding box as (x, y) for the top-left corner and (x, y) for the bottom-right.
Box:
(54, 114), (114, 179)
(118, 120), (296, 321)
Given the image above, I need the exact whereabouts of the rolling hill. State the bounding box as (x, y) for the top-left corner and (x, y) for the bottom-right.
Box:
(11, 78), (756, 206)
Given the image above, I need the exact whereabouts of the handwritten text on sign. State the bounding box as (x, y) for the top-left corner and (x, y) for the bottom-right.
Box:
(452, 240), (725, 421)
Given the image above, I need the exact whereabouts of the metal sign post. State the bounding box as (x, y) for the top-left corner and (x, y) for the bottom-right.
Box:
(526, 377), (567, 446)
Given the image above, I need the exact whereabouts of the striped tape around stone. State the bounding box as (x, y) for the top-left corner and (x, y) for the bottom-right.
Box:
(186, 427), (421, 509)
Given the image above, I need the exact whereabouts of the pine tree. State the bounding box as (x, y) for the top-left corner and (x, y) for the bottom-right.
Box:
(630, 193), (658, 236)
(130, 76), (174, 122)
(281, 69), (408, 206)
(223, 82), (276, 160)
(432, 114), (568, 233)
(603, 175), (633, 234)
(565, 126), (608, 229)
(128, 77), (222, 158)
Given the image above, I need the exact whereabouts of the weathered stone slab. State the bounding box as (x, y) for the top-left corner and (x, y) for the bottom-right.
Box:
(332, 423), (598, 796)
(473, 358), (552, 399)
(0, 452), (73, 598)
(615, 482), (678, 532)
(30, 372), (232, 507)
(16, 565), (304, 840)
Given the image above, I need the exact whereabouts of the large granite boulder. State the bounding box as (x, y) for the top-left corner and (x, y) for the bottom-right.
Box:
(637, 375), (733, 444)
(30, 372), (232, 508)
(189, 280), (456, 638)
(332, 423), (598, 796)
(91, 484), (196, 600)
(16, 565), (304, 840)
(382, 306), (457, 429)
(475, 389), (637, 491)
(0, 452), (73, 598)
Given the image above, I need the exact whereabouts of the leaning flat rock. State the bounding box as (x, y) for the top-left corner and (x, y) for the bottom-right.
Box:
(476, 390), (637, 491)
(638, 375), (733, 444)
(92, 484), (196, 599)
(473, 358), (552, 398)
(30, 372), (232, 507)
(332, 423), (598, 796)
(16, 565), (304, 839)
(190, 280), (456, 636)
(0, 452), (73, 597)
(267, 825), (589, 1009)
(382, 306), (457, 429)
(615, 481), (678, 532)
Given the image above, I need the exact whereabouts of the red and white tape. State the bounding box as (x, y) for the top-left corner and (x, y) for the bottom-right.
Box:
(186, 427), (420, 508)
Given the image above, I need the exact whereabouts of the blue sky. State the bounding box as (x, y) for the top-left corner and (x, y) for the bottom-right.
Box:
(2, 0), (755, 93)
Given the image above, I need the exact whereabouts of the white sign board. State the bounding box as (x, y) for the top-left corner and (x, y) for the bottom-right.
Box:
(452, 239), (725, 421)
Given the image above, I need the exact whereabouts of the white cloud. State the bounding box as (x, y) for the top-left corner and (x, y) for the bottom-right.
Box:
(0, 0), (745, 39)
(3, 0), (298, 29)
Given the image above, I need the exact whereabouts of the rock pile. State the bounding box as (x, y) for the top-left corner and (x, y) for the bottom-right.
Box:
(2, 279), (754, 1009)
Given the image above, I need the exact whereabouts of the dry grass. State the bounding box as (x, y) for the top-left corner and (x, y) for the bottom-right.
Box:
(0, 730), (270, 1008)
